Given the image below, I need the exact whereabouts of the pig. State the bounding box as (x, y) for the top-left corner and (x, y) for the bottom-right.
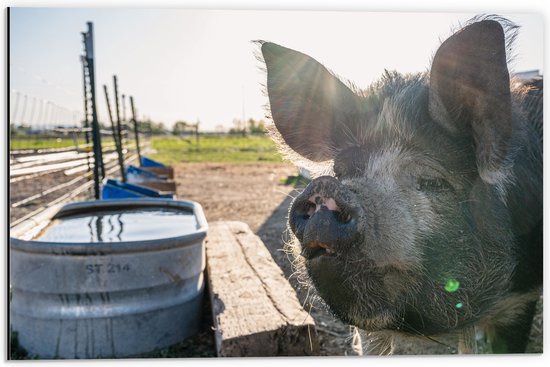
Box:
(257, 16), (542, 354)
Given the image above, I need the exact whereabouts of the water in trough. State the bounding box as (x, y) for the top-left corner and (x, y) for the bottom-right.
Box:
(36, 207), (199, 243)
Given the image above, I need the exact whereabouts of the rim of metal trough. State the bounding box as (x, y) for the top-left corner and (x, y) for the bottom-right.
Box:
(10, 198), (208, 256)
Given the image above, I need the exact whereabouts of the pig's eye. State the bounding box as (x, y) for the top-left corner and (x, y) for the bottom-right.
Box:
(333, 164), (349, 179)
(333, 166), (343, 179)
(416, 177), (452, 193)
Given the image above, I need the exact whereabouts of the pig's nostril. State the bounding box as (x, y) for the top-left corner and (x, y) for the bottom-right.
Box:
(289, 199), (316, 242)
(333, 209), (353, 224)
(296, 201), (316, 220)
(290, 176), (361, 252)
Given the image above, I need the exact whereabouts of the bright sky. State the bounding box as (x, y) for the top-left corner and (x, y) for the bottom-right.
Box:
(9, 9), (543, 132)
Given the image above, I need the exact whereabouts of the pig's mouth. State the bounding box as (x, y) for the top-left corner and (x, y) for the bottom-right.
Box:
(300, 234), (396, 331)
(301, 240), (336, 259)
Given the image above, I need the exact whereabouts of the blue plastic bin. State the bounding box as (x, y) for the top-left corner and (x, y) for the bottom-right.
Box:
(126, 165), (165, 183)
(101, 179), (174, 200)
(140, 156), (166, 168)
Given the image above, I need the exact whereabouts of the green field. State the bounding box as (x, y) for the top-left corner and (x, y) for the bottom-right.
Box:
(10, 138), (117, 150)
(10, 135), (284, 164)
(149, 135), (283, 164)
(10, 138), (88, 150)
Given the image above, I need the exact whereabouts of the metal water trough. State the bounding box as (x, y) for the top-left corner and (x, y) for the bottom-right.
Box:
(101, 179), (175, 200)
(10, 198), (207, 359)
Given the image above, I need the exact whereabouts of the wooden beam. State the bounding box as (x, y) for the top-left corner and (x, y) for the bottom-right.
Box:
(205, 221), (319, 357)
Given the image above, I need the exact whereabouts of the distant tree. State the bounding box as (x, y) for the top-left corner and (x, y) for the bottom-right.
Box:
(140, 119), (167, 135)
(157, 122), (167, 134)
(248, 118), (267, 134)
(228, 118), (267, 135)
(10, 123), (31, 137)
(229, 118), (246, 136)
(172, 120), (189, 135)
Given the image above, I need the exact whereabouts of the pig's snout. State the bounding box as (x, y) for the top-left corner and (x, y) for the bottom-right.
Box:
(289, 176), (361, 259)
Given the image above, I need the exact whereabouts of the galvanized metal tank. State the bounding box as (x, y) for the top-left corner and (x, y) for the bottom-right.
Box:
(10, 198), (207, 359)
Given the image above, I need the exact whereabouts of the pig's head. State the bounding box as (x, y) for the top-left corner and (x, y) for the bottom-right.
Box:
(259, 19), (531, 336)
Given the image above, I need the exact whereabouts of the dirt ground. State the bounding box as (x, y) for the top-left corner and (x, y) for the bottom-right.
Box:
(172, 162), (543, 356)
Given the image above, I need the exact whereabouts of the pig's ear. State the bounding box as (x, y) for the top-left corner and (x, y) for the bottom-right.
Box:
(261, 42), (363, 162)
(429, 20), (512, 184)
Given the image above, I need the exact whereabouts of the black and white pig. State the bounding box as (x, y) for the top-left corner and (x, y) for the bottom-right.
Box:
(258, 16), (542, 354)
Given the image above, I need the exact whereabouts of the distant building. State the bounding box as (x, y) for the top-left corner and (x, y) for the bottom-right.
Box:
(513, 70), (542, 81)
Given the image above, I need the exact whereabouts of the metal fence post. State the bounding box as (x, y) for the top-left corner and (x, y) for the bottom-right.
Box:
(129, 96), (142, 165)
(113, 75), (126, 181)
(104, 85), (126, 182)
(82, 22), (103, 199)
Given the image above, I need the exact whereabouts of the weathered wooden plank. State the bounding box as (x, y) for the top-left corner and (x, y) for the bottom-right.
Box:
(205, 221), (319, 357)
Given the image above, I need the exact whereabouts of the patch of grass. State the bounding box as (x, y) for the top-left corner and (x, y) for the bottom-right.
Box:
(150, 135), (283, 164)
(280, 174), (311, 187)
